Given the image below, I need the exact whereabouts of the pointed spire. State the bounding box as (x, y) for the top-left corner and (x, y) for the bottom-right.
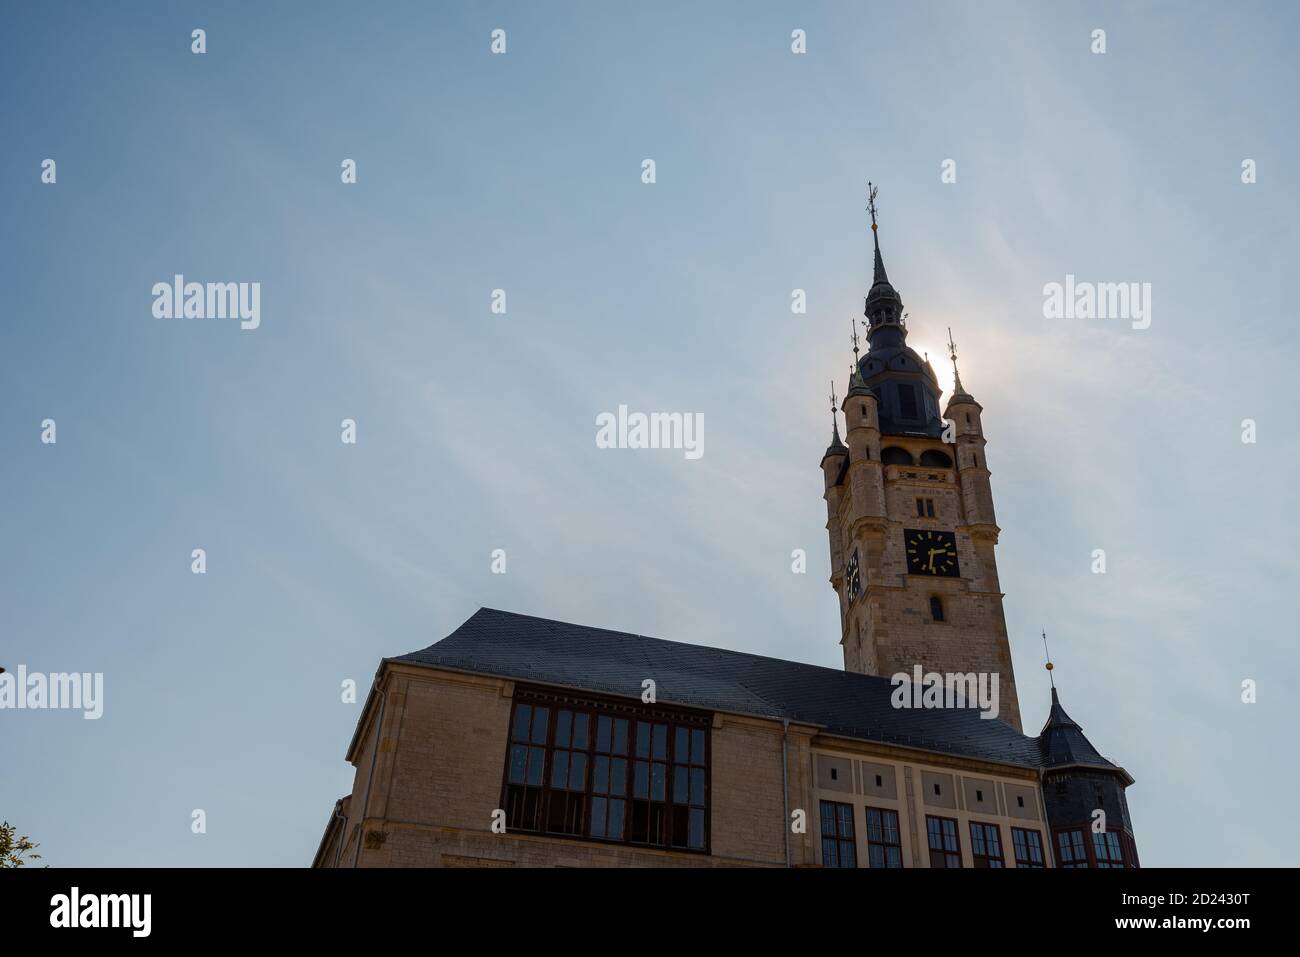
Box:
(863, 181), (904, 340)
(847, 361), (871, 397)
(866, 181), (890, 288)
(947, 327), (969, 397)
(823, 380), (847, 459)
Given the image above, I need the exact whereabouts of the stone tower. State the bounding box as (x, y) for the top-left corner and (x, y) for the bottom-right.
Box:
(820, 186), (1021, 729)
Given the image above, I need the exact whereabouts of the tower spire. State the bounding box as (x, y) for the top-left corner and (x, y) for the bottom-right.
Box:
(1042, 628), (1056, 692)
(947, 327), (969, 397)
(866, 181), (889, 287)
(862, 181), (904, 341)
(825, 379), (846, 452)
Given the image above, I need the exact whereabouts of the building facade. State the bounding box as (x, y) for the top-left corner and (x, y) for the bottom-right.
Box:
(314, 200), (1139, 869)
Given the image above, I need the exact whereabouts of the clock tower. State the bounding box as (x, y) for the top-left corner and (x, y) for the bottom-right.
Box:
(820, 186), (1022, 729)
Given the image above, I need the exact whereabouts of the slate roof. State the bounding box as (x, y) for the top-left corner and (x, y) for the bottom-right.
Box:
(1037, 687), (1123, 776)
(391, 607), (1053, 771)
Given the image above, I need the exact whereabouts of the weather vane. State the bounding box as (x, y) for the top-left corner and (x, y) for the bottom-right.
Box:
(866, 181), (879, 232)
(850, 318), (860, 361)
(1042, 629), (1055, 688)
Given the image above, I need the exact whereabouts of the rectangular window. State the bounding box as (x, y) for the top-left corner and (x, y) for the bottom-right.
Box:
(1011, 827), (1045, 868)
(1056, 829), (1089, 868)
(897, 383), (919, 421)
(502, 689), (710, 852)
(864, 807), (903, 868)
(1093, 830), (1126, 868)
(926, 815), (961, 868)
(820, 801), (857, 868)
(969, 821), (1004, 868)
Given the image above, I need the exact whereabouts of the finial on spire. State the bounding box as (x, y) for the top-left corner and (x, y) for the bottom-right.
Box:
(850, 318), (861, 361)
(947, 326), (967, 395)
(829, 379), (838, 417)
(866, 181), (880, 233)
(1042, 629), (1055, 689)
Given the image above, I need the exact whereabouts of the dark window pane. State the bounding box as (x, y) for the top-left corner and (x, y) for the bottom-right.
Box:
(690, 767), (705, 805)
(593, 755), (609, 795)
(595, 715), (611, 753)
(691, 728), (705, 763)
(650, 762), (666, 801)
(508, 744), (527, 784)
(555, 710), (572, 748)
(611, 758), (627, 796)
(608, 800), (625, 840)
(635, 722), (651, 758)
(673, 765), (688, 803)
(531, 707), (549, 744)
(569, 753), (587, 791)
(652, 724), (668, 759)
(614, 719), (629, 755)
(551, 751), (569, 789)
(512, 705), (531, 742)
(526, 746), (545, 786)
(820, 803), (836, 837)
(591, 797), (607, 838)
(633, 761), (649, 799)
(822, 838), (838, 867)
(688, 808), (705, 849)
(572, 713), (589, 749)
(675, 726), (689, 760)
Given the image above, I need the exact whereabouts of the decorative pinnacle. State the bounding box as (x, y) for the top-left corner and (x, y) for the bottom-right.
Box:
(947, 326), (967, 395)
(867, 181), (880, 233)
(850, 318), (861, 361)
(829, 380), (838, 416)
(1042, 629), (1055, 689)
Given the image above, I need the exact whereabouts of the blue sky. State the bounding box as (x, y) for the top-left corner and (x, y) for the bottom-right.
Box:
(2, 1), (1297, 867)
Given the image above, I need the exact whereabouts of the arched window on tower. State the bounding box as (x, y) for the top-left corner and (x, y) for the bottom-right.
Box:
(919, 450), (953, 468)
(930, 596), (945, 622)
(881, 446), (912, 465)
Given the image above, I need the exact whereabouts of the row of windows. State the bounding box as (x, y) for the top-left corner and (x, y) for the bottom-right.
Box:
(1057, 827), (1129, 868)
(503, 694), (710, 852)
(819, 801), (1056, 868)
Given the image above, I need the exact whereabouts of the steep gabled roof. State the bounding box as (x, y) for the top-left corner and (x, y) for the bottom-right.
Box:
(390, 608), (1044, 770)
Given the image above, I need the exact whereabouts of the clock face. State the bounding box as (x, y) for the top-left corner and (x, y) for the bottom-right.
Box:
(845, 549), (862, 602)
(904, 529), (960, 577)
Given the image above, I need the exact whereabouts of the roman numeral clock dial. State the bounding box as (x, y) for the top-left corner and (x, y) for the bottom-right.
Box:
(904, 529), (960, 577)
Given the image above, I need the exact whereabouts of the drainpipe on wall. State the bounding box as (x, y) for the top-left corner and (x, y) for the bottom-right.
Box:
(351, 669), (388, 869)
(782, 718), (791, 868)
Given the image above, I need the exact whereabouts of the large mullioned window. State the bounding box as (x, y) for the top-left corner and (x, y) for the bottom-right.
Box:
(926, 815), (962, 868)
(865, 807), (903, 868)
(1011, 827), (1045, 868)
(502, 689), (710, 853)
(819, 801), (857, 868)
